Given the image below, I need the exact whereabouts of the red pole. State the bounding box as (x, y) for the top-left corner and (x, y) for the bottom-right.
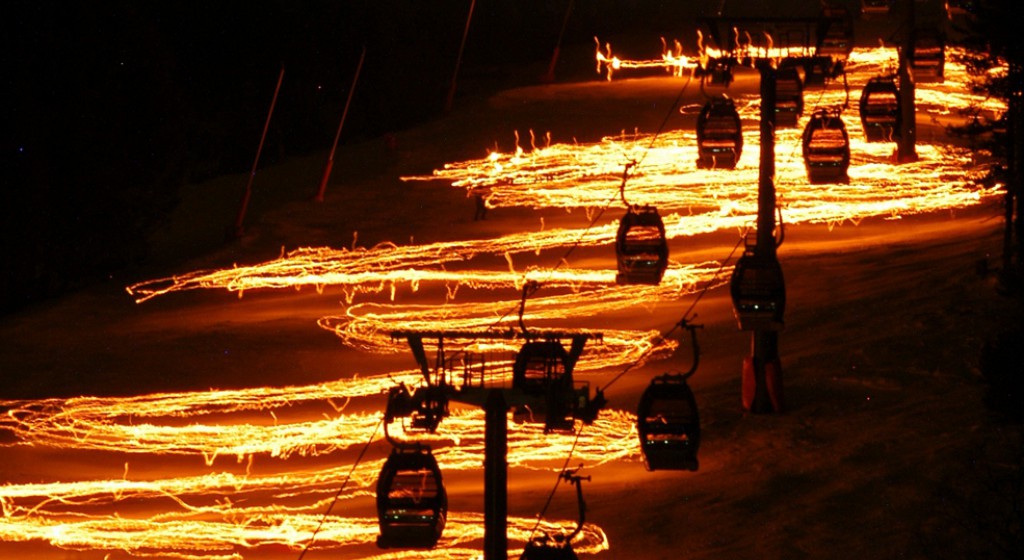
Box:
(542, 0), (574, 83)
(233, 65), (285, 238)
(445, 0), (476, 113)
(314, 46), (366, 202)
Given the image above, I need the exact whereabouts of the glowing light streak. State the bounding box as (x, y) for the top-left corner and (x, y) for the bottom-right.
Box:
(131, 45), (999, 307)
(405, 127), (988, 215)
(2, 384), (630, 558)
(0, 512), (607, 560)
(2, 382), (639, 464)
(128, 256), (709, 305)
(594, 37), (697, 81)
(316, 278), (730, 358)
(11, 41), (1006, 560)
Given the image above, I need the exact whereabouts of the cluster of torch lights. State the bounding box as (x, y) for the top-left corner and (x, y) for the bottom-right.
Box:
(0, 41), (1005, 559)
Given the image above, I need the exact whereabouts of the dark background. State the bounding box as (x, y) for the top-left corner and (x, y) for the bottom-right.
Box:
(4, 0), (717, 314)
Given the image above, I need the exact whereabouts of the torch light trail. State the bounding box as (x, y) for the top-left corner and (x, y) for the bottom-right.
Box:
(3, 42), (1007, 558)
(126, 47), (999, 306)
(1, 383), (627, 559)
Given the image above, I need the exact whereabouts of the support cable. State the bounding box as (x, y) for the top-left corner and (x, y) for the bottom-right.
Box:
(487, 68), (696, 331)
(599, 230), (747, 394)
(528, 422), (585, 540)
(528, 229), (747, 539)
(297, 415), (384, 560)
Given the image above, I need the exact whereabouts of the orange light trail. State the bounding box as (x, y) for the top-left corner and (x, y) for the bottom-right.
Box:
(128, 47), (1001, 306)
(2, 385), (627, 558)
(406, 48), (997, 223)
(126, 248), (719, 304)
(1, 511), (607, 560)
(6, 41), (1007, 559)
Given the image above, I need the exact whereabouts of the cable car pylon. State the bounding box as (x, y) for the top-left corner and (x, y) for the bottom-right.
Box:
(385, 284), (604, 559)
(731, 61), (786, 414)
(896, 0), (919, 163)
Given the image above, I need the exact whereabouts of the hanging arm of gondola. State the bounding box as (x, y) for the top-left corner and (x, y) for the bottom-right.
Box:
(518, 280), (540, 336)
(561, 467), (590, 543)
(383, 385), (412, 449)
(618, 160), (637, 208)
(775, 205), (785, 248)
(841, 63), (850, 110)
(677, 319), (703, 379)
(384, 384), (412, 436)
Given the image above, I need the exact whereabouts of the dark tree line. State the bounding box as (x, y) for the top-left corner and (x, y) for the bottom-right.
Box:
(3, 1), (698, 315)
(948, 6), (1024, 558)
(948, 0), (1023, 289)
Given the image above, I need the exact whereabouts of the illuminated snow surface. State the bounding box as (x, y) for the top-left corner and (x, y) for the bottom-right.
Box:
(2, 27), (1021, 560)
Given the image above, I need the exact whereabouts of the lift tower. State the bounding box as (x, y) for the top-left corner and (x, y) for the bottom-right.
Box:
(386, 329), (604, 559)
(897, 0), (919, 163)
(697, 15), (809, 414)
(745, 62), (785, 414)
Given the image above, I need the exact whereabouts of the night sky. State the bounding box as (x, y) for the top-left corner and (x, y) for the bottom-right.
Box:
(4, 1), (706, 313)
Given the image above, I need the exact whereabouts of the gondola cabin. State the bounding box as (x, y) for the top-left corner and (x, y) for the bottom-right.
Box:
(615, 206), (669, 285)
(802, 56), (835, 89)
(520, 536), (579, 560)
(912, 30), (945, 83)
(802, 108), (850, 184)
(945, 1), (977, 20)
(859, 76), (901, 142)
(702, 57), (735, 88)
(774, 65), (804, 128)
(861, 0), (891, 18)
(730, 245), (786, 332)
(637, 374), (701, 471)
(519, 471), (587, 559)
(513, 340), (571, 395)
(512, 339), (585, 432)
(376, 446), (448, 549)
(696, 96), (743, 169)
(818, 7), (854, 59)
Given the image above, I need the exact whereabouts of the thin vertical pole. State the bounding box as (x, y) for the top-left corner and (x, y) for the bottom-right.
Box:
(483, 389), (508, 560)
(756, 65), (777, 256)
(749, 63), (783, 414)
(897, 0), (918, 163)
(233, 65), (285, 238)
(445, 0), (476, 113)
(315, 47), (366, 202)
(542, 0), (574, 83)
(1014, 63), (1024, 276)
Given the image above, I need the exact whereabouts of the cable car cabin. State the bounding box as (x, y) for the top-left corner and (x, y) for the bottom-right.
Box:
(637, 374), (701, 471)
(615, 206), (669, 285)
(859, 76), (901, 142)
(912, 30), (945, 83)
(802, 56), (835, 89)
(730, 246), (785, 332)
(519, 470), (587, 560)
(702, 57), (735, 88)
(520, 536), (579, 560)
(861, 0), (891, 18)
(945, 1), (977, 20)
(513, 340), (571, 396)
(512, 340), (583, 433)
(817, 7), (854, 59)
(802, 109), (850, 184)
(774, 66), (804, 129)
(696, 96), (743, 169)
(376, 446), (448, 549)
